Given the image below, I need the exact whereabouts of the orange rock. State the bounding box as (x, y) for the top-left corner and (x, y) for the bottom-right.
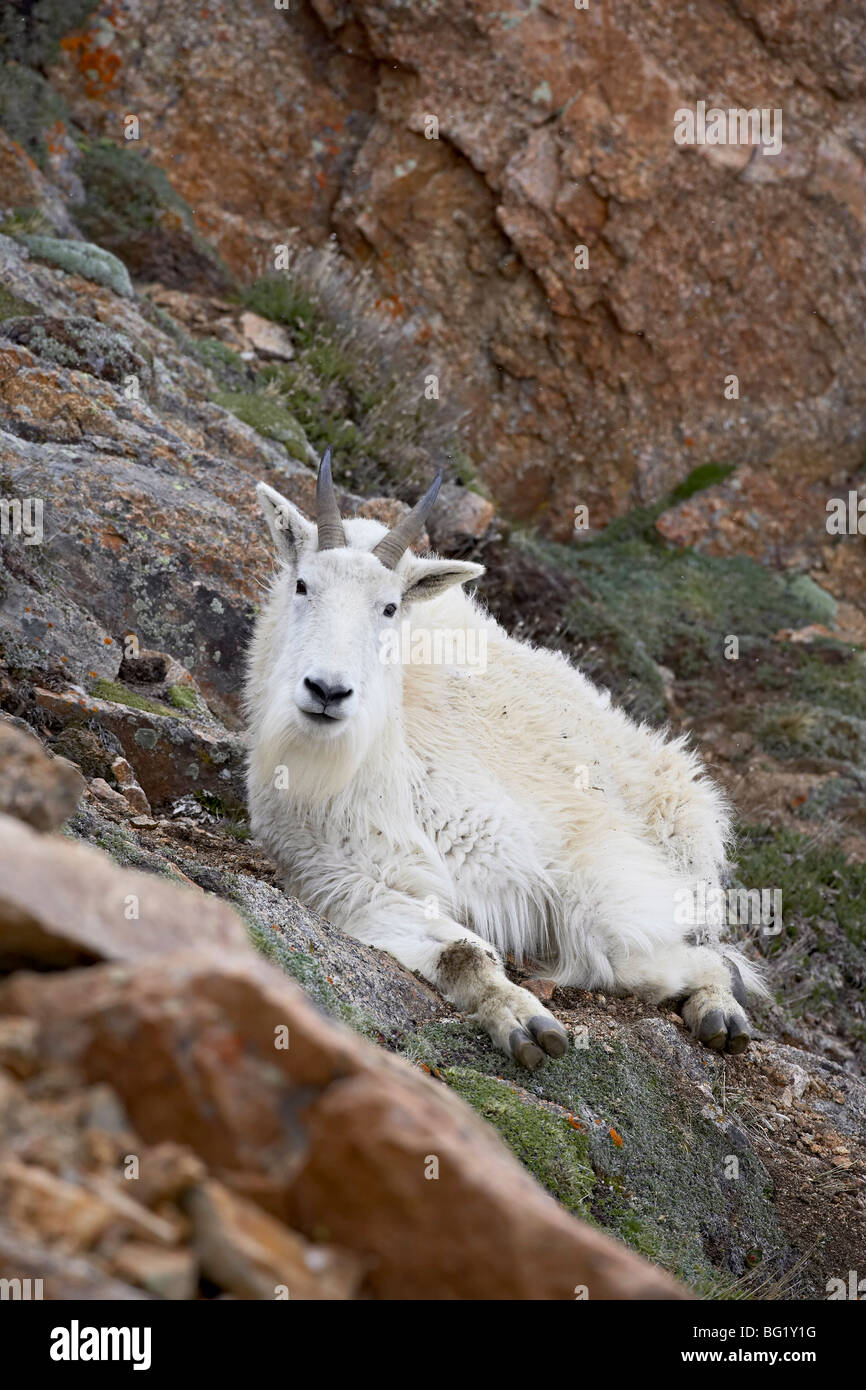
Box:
(0, 813), (249, 970)
(0, 950), (686, 1300)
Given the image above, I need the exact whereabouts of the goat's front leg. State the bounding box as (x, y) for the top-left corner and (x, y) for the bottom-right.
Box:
(435, 937), (570, 1069)
(344, 896), (570, 1070)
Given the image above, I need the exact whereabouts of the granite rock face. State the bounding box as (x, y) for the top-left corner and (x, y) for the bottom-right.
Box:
(42, 0), (866, 533)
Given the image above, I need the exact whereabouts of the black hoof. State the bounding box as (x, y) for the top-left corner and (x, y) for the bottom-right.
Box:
(509, 1027), (545, 1070)
(698, 1009), (727, 1051)
(527, 1015), (569, 1057)
(726, 1019), (751, 1054)
(697, 1006), (751, 1054)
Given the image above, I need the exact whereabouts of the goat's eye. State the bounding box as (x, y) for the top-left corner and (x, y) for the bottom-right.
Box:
(295, 579), (307, 596)
(383, 602), (397, 618)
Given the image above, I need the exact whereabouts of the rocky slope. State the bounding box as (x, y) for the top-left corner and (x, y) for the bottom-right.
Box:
(1, 5), (865, 1299)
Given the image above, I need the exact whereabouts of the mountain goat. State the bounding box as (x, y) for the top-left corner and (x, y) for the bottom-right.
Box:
(245, 453), (764, 1069)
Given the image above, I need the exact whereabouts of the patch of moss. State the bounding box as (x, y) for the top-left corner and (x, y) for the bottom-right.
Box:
(84, 820), (186, 887)
(576, 463), (732, 548)
(734, 823), (866, 949)
(788, 641), (866, 723)
(168, 683), (199, 712)
(0, 1), (98, 69)
(236, 899), (380, 1040)
(19, 234), (134, 297)
(794, 773), (866, 824)
(449, 445), (491, 498)
(194, 337), (250, 390)
(408, 1018), (789, 1290)
(0, 284), (40, 320)
(443, 1066), (595, 1216)
(91, 678), (174, 717)
(0, 60), (73, 167)
(212, 389), (310, 461)
(669, 461), (737, 505)
(519, 521), (840, 725)
(755, 702), (866, 768)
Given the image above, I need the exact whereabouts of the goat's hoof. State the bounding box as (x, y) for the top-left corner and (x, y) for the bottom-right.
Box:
(726, 1019), (751, 1054)
(508, 1027), (546, 1070)
(698, 1007), (751, 1054)
(528, 1014), (569, 1058)
(698, 1010), (728, 1051)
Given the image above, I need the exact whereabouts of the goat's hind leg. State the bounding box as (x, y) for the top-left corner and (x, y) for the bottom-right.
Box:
(620, 942), (753, 1054)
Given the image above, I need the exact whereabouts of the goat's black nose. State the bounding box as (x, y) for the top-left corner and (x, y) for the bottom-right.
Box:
(304, 677), (353, 706)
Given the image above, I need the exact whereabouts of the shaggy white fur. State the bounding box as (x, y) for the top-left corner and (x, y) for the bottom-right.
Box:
(245, 478), (765, 1069)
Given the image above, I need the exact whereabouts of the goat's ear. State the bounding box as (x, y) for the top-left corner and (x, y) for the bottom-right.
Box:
(256, 482), (315, 562)
(401, 556), (485, 604)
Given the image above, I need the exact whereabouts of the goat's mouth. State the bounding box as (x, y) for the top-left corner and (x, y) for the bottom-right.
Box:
(297, 707), (352, 732)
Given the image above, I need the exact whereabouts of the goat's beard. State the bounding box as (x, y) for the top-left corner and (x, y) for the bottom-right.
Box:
(252, 696), (384, 805)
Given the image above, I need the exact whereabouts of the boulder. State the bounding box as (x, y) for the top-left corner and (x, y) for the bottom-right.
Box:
(0, 813), (250, 970)
(33, 686), (246, 813)
(425, 481), (495, 554)
(0, 720), (84, 831)
(0, 950), (686, 1299)
(184, 1179), (362, 1300)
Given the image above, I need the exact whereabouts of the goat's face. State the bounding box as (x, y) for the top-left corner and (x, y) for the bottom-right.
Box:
(273, 539), (402, 744)
(254, 468), (483, 763)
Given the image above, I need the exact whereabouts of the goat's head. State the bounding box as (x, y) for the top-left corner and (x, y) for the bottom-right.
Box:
(255, 451), (484, 754)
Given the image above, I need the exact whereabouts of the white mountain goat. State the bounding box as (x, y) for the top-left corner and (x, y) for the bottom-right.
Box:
(245, 452), (765, 1069)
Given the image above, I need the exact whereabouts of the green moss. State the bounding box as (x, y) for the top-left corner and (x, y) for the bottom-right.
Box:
(443, 1066), (595, 1216)
(449, 446), (491, 498)
(734, 823), (866, 949)
(0, 284), (40, 320)
(788, 641), (866, 723)
(755, 702), (866, 767)
(19, 235), (134, 297)
(212, 389), (310, 460)
(793, 774), (865, 824)
(669, 461), (736, 504)
(408, 1019), (787, 1290)
(237, 900), (379, 1040)
(518, 521), (840, 725)
(576, 461), (735, 547)
(0, 1), (98, 69)
(194, 337), (249, 389)
(168, 683), (199, 711)
(91, 678), (174, 717)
